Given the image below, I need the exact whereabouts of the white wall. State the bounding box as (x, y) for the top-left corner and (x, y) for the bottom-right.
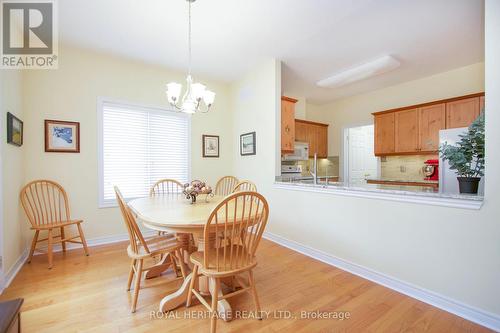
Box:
(0, 70), (28, 275)
(230, 35), (499, 326)
(22, 45), (233, 241)
(231, 59), (280, 183)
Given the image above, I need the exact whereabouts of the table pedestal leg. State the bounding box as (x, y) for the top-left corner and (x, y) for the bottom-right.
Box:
(158, 232), (233, 322)
(159, 273), (194, 312)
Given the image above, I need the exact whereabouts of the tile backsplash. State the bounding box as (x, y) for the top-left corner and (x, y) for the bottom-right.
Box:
(380, 155), (438, 181)
(297, 156), (340, 177)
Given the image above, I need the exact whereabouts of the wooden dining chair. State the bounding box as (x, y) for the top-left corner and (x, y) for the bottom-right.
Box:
(20, 180), (89, 269)
(115, 186), (186, 313)
(149, 179), (184, 196)
(232, 180), (257, 193)
(215, 176), (239, 196)
(186, 191), (269, 333)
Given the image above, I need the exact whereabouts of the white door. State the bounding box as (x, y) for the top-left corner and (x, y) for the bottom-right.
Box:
(347, 125), (378, 184)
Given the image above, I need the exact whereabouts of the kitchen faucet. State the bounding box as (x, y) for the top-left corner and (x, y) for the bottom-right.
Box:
(310, 153), (318, 185)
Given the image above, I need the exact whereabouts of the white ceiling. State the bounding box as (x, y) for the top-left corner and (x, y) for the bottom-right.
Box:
(59, 0), (484, 104)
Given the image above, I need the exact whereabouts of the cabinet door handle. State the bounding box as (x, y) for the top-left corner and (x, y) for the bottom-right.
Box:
(285, 125), (290, 133)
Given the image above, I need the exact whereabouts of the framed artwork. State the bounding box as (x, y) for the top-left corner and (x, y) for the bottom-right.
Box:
(202, 134), (219, 158)
(7, 112), (23, 147)
(240, 131), (256, 156)
(45, 119), (80, 153)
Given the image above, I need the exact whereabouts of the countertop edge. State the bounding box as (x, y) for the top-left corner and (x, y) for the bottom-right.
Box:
(273, 182), (484, 210)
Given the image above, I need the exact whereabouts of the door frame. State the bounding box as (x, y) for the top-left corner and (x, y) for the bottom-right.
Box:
(342, 122), (381, 183)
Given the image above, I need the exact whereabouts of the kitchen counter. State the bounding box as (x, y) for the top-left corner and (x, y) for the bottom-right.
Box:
(366, 178), (439, 188)
(277, 175), (339, 182)
(274, 177), (483, 210)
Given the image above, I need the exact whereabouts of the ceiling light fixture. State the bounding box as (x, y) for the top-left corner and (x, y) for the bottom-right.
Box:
(316, 55), (400, 88)
(166, 0), (215, 114)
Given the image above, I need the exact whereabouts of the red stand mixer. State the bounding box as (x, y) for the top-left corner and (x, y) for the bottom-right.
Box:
(422, 159), (439, 181)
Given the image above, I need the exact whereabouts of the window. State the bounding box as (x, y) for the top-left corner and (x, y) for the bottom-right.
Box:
(98, 99), (190, 207)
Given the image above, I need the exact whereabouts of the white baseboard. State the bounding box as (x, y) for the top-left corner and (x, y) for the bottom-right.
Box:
(33, 229), (157, 254)
(263, 231), (500, 332)
(0, 248), (28, 294)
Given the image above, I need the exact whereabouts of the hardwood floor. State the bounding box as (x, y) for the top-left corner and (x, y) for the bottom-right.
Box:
(0, 239), (491, 333)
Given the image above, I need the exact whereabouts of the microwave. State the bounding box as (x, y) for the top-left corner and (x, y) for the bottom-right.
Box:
(282, 142), (309, 161)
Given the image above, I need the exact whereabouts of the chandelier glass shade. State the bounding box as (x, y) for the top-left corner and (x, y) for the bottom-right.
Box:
(166, 0), (215, 114)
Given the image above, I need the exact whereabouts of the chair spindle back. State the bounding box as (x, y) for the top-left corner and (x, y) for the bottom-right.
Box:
(215, 176), (239, 196)
(20, 180), (71, 228)
(203, 191), (269, 272)
(149, 179), (184, 196)
(115, 186), (149, 255)
(232, 180), (257, 193)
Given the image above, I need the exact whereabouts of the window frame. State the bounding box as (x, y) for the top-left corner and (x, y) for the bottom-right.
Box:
(97, 97), (191, 208)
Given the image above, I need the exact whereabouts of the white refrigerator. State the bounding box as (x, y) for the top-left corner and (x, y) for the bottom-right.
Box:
(439, 128), (484, 195)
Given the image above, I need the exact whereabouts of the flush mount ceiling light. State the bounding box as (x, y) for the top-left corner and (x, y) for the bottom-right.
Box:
(166, 0), (215, 114)
(316, 55), (400, 88)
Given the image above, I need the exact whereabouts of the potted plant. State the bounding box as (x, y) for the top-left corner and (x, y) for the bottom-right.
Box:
(439, 112), (485, 194)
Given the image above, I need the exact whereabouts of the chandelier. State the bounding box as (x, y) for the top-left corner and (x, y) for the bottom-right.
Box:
(166, 0), (215, 114)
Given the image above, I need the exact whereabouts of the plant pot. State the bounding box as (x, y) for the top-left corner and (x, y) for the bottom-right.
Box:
(457, 177), (481, 194)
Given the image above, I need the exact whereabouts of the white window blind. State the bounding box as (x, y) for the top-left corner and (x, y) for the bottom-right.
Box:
(98, 101), (190, 206)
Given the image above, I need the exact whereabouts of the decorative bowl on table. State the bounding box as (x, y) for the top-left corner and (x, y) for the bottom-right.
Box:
(183, 180), (214, 204)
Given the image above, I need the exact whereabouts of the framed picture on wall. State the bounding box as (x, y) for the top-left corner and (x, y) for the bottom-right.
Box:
(7, 112), (23, 147)
(45, 119), (80, 153)
(202, 134), (219, 158)
(240, 131), (256, 156)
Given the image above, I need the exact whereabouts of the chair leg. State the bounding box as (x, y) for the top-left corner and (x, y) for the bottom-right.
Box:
(47, 229), (54, 269)
(186, 265), (198, 308)
(248, 270), (262, 319)
(210, 277), (220, 333)
(77, 223), (89, 256)
(127, 259), (136, 291)
(60, 226), (66, 252)
(131, 259), (143, 313)
(28, 230), (39, 263)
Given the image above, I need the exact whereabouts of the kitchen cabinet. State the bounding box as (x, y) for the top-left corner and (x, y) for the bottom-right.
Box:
(294, 119), (328, 158)
(281, 96), (297, 153)
(395, 108), (418, 153)
(374, 113), (395, 155)
(419, 103), (446, 151)
(446, 97), (480, 129)
(317, 125), (328, 157)
(373, 93), (483, 156)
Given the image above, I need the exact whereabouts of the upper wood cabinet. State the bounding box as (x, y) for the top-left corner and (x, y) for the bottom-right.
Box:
(419, 103), (446, 151)
(373, 93), (483, 156)
(281, 96), (297, 153)
(295, 120), (308, 142)
(295, 119), (328, 158)
(395, 108), (418, 153)
(446, 97), (480, 129)
(317, 125), (328, 157)
(374, 113), (395, 155)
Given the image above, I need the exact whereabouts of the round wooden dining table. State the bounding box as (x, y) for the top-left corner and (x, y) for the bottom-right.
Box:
(128, 194), (239, 321)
